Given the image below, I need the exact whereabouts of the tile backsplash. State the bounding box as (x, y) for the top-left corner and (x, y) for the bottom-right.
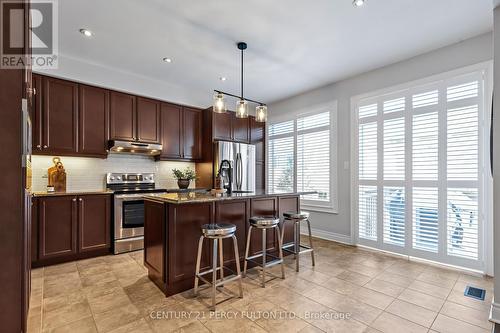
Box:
(32, 154), (196, 192)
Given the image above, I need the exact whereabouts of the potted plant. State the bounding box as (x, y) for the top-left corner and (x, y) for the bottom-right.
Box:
(172, 167), (197, 189)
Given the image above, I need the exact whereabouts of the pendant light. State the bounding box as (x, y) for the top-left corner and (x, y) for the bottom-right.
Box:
(213, 92), (226, 113)
(213, 41), (268, 122)
(255, 105), (268, 122)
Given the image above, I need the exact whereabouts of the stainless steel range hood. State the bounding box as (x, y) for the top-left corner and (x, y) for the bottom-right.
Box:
(108, 140), (162, 156)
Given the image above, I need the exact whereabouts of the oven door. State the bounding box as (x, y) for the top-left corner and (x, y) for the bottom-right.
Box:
(114, 193), (146, 240)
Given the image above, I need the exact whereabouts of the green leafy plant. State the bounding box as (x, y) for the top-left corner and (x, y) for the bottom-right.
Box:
(172, 167), (197, 181)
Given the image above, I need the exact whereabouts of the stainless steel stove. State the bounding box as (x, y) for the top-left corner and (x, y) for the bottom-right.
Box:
(106, 173), (166, 254)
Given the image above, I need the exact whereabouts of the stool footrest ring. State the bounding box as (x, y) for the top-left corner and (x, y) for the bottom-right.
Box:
(245, 257), (283, 268)
(283, 244), (314, 255)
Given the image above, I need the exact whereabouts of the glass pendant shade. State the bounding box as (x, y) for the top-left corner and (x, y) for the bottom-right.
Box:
(255, 105), (268, 122)
(236, 99), (249, 118)
(213, 92), (227, 113)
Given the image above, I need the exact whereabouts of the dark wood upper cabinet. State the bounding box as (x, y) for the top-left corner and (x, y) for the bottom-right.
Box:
(183, 107), (202, 160)
(137, 97), (161, 144)
(43, 77), (78, 155)
(78, 195), (110, 253)
(159, 103), (183, 159)
(209, 109), (253, 143)
(213, 112), (233, 141)
(256, 162), (265, 192)
(232, 114), (250, 143)
(78, 85), (109, 156)
(32, 74), (43, 151)
(109, 91), (136, 141)
(38, 196), (78, 260)
(250, 116), (265, 143)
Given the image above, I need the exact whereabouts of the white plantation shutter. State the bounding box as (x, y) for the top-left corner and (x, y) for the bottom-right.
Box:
(359, 122), (378, 180)
(384, 118), (405, 180)
(445, 79), (480, 260)
(412, 112), (439, 181)
(413, 187), (439, 253)
(383, 187), (405, 246)
(355, 67), (487, 270)
(268, 107), (336, 211)
(359, 186), (377, 241)
(297, 111), (330, 201)
(268, 121), (294, 193)
(447, 188), (479, 260)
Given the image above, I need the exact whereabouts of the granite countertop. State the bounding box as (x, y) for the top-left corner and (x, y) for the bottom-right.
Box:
(32, 190), (114, 197)
(143, 191), (314, 204)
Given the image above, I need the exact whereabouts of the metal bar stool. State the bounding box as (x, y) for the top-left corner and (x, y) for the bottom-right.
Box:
(281, 211), (315, 272)
(194, 223), (243, 311)
(243, 216), (285, 287)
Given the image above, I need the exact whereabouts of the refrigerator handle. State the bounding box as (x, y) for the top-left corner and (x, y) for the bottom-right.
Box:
(236, 152), (242, 190)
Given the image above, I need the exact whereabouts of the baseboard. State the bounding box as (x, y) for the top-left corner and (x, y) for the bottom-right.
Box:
(300, 226), (353, 245)
(490, 301), (500, 324)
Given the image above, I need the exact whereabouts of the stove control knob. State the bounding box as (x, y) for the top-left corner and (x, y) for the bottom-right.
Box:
(145, 176), (150, 180)
(110, 176), (115, 181)
(117, 176), (122, 181)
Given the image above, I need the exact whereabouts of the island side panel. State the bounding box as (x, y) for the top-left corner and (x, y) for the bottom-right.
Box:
(214, 199), (249, 265)
(278, 196), (300, 247)
(248, 197), (278, 256)
(144, 199), (167, 292)
(167, 202), (213, 295)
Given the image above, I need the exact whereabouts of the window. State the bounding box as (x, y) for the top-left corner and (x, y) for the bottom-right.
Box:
(268, 105), (337, 212)
(354, 66), (489, 271)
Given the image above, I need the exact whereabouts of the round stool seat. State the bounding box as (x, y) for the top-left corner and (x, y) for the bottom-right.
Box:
(201, 223), (236, 237)
(283, 211), (310, 220)
(250, 216), (280, 228)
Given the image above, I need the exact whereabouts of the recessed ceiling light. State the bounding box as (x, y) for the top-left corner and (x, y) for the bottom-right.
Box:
(163, 57), (172, 63)
(352, 0), (365, 7)
(79, 28), (93, 37)
(219, 77), (227, 81)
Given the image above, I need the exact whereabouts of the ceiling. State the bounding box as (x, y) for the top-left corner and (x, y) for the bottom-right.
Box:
(58, 0), (493, 106)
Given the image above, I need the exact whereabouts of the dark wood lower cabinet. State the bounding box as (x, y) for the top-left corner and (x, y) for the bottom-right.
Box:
(278, 196), (300, 246)
(144, 200), (166, 287)
(32, 194), (111, 267)
(78, 195), (111, 252)
(215, 200), (248, 264)
(249, 197), (278, 256)
(168, 203), (213, 284)
(144, 195), (299, 296)
(38, 196), (78, 261)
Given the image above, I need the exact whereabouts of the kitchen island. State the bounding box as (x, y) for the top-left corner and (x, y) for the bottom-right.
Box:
(143, 191), (309, 296)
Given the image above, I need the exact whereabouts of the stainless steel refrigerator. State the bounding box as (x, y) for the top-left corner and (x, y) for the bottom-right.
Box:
(214, 141), (256, 193)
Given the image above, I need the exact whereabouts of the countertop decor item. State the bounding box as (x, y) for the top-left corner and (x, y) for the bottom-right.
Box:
(172, 167), (197, 189)
(212, 42), (268, 122)
(47, 157), (66, 192)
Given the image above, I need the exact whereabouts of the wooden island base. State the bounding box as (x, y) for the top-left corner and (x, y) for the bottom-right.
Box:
(143, 193), (302, 296)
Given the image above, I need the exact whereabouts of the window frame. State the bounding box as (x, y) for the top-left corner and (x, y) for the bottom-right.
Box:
(267, 102), (338, 214)
(350, 61), (493, 273)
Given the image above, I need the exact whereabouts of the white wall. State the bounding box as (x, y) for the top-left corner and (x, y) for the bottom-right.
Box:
(31, 154), (195, 192)
(270, 32), (493, 243)
(491, 5), (500, 324)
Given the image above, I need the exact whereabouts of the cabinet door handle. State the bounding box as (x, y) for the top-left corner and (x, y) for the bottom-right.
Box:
(72, 198), (76, 202)
(36, 144), (41, 149)
(43, 145), (47, 149)
(79, 198), (83, 202)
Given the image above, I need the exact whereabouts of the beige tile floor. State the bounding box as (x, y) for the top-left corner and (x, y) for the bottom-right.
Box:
(28, 238), (494, 333)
